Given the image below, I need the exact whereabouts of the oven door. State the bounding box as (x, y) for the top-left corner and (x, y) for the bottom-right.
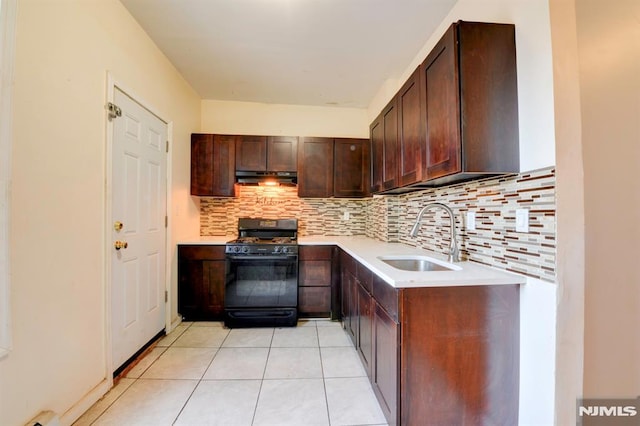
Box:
(224, 254), (298, 327)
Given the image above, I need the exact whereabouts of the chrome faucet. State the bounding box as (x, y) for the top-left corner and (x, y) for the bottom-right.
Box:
(409, 202), (460, 263)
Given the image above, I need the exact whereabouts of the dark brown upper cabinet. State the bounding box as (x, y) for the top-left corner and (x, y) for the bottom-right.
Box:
(381, 99), (399, 191)
(397, 67), (424, 187)
(267, 136), (298, 171)
(235, 135), (297, 172)
(334, 138), (370, 198)
(369, 98), (399, 194)
(298, 137), (370, 198)
(369, 117), (384, 193)
(235, 135), (268, 171)
(190, 133), (236, 197)
(370, 21), (519, 193)
(298, 137), (334, 198)
(421, 21), (519, 186)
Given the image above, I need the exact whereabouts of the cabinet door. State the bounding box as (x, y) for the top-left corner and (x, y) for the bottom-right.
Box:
(178, 246), (226, 321)
(370, 116), (384, 193)
(190, 134), (214, 196)
(236, 135), (267, 171)
(202, 260), (225, 318)
(357, 282), (374, 378)
(298, 137), (333, 198)
(179, 258), (225, 320)
(382, 98), (399, 190)
(373, 303), (399, 425)
(340, 251), (357, 345)
(334, 138), (370, 198)
(212, 135), (236, 197)
(267, 136), (298, 171)
(300, 260), (332, 286)
(178, 257), (202, 319)
(457, 22), (519, 174)
(398, 67), (424, 186)
(422, 24), (461, 180)
(298, 287), (331, 316)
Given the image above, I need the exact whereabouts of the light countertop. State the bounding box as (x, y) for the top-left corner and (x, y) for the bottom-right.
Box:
(178, 235), (525, 288)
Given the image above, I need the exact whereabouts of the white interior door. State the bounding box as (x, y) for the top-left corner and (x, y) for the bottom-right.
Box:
(111, 87), (167, 371)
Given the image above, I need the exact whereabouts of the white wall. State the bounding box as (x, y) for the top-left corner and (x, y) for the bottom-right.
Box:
(0, 1), (201, 425)
(519, 277), (557, 426)
(548, 1), (585, 424)
(201, 99), (369, 138)
(367, 0), (556, 173)
(579, 0), (640, 397)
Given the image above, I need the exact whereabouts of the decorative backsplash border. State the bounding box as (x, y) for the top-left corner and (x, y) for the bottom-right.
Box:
(199, 166), (556, 282)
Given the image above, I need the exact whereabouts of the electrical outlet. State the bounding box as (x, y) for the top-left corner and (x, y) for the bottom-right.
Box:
(343, 211), (350, 220)
(515, 209), (529, 232)
(466, 211), (476, 231)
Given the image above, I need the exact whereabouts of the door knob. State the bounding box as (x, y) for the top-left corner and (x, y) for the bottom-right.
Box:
(114, 221), (124, 231)
(114, 240), (128, 250)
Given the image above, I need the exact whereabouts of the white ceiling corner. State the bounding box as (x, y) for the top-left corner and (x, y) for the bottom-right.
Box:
(120, 0), (457, 108)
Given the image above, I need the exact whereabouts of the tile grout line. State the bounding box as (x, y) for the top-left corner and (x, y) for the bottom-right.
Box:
(87, 322), (194, 425)
(250, 327), (276, 426)
(170, 322), (214, 426)
(317, 322), (334, 426)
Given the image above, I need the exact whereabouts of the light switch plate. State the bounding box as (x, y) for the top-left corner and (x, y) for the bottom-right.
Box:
(515, 209), (529, 232)
(466, 211), (476, 231)
(343, 211), (350, 220)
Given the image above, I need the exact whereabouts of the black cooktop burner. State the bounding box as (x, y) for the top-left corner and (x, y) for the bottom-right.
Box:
(228, 236), (296, 245)
(226, 218), (299, 255)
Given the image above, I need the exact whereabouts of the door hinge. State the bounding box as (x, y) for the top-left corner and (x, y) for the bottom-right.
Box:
(165, 290), (168, 303)
(165, 215), (168, 228)
(166, 140), (169, 153)
(107, 102), (122, 121)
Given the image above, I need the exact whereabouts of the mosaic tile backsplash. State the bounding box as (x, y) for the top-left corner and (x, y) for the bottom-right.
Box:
(200, 185), (369, 237)
(200, 166), (556, 282)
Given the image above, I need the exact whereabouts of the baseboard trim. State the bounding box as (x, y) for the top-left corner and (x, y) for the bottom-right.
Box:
(59, 378), (111, 426)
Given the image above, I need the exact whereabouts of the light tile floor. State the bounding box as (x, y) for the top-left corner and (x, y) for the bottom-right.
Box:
(74, 320), (388, 426)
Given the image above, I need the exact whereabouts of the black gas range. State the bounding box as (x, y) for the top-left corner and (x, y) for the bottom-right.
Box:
(224, 218), (299, 328)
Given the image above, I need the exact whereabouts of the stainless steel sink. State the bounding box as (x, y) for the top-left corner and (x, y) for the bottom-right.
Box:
(377, 255), (461, 272)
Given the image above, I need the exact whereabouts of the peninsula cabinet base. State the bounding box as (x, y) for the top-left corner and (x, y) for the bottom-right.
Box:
(400, 285), (519, 425)
(338, 250), (520, 425)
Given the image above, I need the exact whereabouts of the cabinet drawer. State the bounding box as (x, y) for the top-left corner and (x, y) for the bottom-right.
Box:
(298, 286), (331, 316)
(299, 245), (333, 261)
(299, 260), (331, 287)
(178, 245), (226, 260)
(372, 275), (399, 321)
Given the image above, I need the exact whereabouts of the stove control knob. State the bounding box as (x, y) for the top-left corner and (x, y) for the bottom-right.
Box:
(233, 246), (241, 253)
(281, 246), (289, 254)
(274, 246), (281, 253)
(241, 246), (249, 254)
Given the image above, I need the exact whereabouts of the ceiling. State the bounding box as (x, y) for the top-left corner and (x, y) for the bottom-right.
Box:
(120, 0), (457, 108)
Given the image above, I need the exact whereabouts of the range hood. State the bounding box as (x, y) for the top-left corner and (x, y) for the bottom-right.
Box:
(236, 171), (297, 186)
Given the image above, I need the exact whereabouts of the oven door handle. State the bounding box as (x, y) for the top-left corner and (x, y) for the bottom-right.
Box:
(226, 254), (298, 261)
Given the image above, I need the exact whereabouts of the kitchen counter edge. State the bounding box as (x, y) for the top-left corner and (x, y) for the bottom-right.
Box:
(178, 236), (525, 289)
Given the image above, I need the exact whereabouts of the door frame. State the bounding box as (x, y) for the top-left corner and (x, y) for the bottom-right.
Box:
(104, 72), (174, 382)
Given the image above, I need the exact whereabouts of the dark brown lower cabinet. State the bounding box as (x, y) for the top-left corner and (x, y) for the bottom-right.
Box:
(357, 282), (374, 378)
(340, 251), (358, 345)
(340, 249), (520, 426)
(298, 286), (331, 316)
(178, 245), (226, 321)
(372, 303), (399, 424)
(298, 246), (336, 318)
(400, 285), (519, 425)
